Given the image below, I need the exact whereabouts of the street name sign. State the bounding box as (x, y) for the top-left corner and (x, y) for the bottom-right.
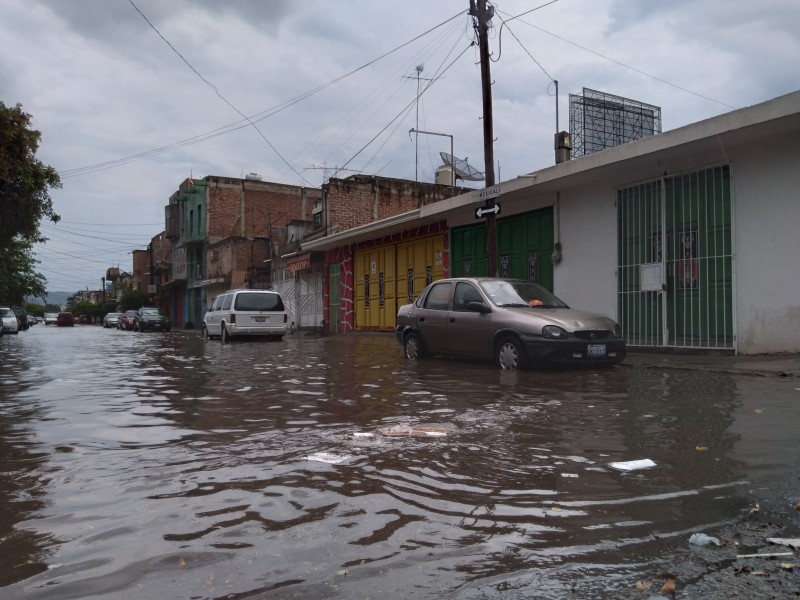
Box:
(478, 185), (501, 201)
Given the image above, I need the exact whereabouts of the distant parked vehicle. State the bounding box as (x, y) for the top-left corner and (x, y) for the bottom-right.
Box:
(44, 313), (58, 325)
(117, 310), (137, 331)
(133, 307), (171, 332)
(103, 312), (122, 328)
(1, 307), (19, 334)
(11, 307), (29, 331)
(56, 312), (75, 327)
(77, 314), (91, 325)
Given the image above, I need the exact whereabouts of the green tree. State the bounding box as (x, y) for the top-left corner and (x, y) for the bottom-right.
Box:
(0, 238), (46, 304)
(119, 289), (150, 311)
(0, 102), (61, 249)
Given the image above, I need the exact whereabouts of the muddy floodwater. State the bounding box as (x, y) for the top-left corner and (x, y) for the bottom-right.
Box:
(1, 326), (799, 599)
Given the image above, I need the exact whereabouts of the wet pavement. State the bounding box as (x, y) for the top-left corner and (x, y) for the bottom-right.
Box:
(1, 326), (798, 599)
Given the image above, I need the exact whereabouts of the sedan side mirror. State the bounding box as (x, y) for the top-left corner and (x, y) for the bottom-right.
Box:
(466, 301), (491, 314)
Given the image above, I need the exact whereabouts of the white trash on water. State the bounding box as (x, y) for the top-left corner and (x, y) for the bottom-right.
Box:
(306, 452), (350, 464)
(689, 533), (721, 547)
(608, 459), (656, 471)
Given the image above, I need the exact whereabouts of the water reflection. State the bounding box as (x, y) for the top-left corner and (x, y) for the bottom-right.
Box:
(0, 326), (798, 599)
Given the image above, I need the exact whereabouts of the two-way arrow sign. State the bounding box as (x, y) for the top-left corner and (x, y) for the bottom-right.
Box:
(475, 203), (501, 219)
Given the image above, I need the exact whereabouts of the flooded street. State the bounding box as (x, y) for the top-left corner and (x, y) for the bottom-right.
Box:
(1, 326), (799, 599)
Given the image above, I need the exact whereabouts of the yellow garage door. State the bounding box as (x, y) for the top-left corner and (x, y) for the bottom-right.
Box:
(355, 235), (445, 331)
(355, 245), (396, 330)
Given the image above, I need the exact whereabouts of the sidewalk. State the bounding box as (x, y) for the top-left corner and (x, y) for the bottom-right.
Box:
(623, 351), (800, 377)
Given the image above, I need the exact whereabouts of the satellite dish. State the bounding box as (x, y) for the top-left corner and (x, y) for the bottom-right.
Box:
(440, 152), (484, 181)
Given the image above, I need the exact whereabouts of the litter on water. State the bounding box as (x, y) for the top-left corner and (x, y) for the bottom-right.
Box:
(766, 537), (800, 548)
(608, 458), (656, 471)
(689, 533), (721, 547)
(379, 424), (449, 437)
(306, 452), (350, 464)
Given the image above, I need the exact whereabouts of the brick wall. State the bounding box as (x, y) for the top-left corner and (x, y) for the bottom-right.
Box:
(325, 175), (465, 235)
(206, 177), (322, 243)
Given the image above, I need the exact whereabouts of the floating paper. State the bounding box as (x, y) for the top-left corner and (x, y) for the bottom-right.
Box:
(608, 459), (656, 471)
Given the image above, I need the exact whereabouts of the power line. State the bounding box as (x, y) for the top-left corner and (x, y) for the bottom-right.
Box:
(127, 0), (313, 187)
(498, 8), (738, 110)
(58, 9), (467, 180)
(334, 42), (474, 178)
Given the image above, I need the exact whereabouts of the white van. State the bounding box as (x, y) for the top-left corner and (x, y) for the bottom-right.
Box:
(203, 289), (288, 342)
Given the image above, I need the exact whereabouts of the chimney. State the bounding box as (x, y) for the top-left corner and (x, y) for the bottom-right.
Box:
(555, 131), (572, 164)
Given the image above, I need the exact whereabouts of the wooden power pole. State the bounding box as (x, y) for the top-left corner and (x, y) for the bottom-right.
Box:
(471, 0), (498, 276)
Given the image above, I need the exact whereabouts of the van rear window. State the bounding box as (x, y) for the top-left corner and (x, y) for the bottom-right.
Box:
(234, 293), (284, 311)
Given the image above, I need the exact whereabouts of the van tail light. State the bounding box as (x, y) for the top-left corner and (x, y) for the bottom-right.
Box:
(284, 315), (288, 323)
(230, 313), (236, 324)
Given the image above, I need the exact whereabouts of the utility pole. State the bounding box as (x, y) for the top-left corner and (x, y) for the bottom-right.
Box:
(148, 243), (154, 297)
(471, 0), (498, 276)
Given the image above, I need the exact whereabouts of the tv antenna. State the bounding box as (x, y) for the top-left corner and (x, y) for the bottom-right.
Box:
(305, 164), (361, 185)
(404, 65), (434, 182)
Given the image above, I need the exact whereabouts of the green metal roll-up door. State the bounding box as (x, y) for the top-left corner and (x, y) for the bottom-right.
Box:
(497, 207), (554, 291)
(450, 223), (486, 277)
(451, 207), (554, 289)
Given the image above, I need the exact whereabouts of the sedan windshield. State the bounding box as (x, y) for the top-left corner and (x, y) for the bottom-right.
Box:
(479, 280), (569, 309)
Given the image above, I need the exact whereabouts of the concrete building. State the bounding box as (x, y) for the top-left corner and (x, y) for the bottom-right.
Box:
(302, 90), (800, 354)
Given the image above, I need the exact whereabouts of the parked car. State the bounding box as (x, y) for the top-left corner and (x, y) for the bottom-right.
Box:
(11, 307), (29, 331)
(202, 289), (288, 342)
(395, 278), (626, 370)
(103, 312), (122, 328)
(27, 315), (38, 325)
(44, 312), (58, 325)
(1, 307), (19, 334)
(56, 311), (75, 327)
(117, 310), (137, 330)
(133, 307), (171, 332)
(76, 314), (91, 325)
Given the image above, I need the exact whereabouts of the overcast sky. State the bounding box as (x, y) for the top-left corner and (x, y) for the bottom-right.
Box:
(3, 0), (798, 293)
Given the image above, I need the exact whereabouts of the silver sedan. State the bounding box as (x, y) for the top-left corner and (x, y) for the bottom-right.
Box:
(395, 278), (626, 370)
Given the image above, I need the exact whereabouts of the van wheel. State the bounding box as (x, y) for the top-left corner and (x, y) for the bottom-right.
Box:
(221, 324), (229, 343)
(404, 332), (427, 360)
(496, 336), (526, 370)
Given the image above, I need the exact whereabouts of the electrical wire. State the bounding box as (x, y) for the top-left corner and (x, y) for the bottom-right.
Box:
(127, 0), (313, 187)
(334, 43), (474, 178)
(58, 9), (467, 181)
(497, 8), (738, 110)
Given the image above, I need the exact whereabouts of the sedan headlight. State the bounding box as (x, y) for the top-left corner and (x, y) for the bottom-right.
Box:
(542, 325), (568, 339)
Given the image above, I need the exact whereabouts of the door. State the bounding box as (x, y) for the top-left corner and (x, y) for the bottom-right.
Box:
(414, 280), (453, 353)
(617, 165), (734, 349)
(447, 281), (494, 360)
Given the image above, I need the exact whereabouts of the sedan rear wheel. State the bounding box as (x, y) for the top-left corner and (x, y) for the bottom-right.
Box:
(496, 336), (526, 370)
(404, 332), (426, 360)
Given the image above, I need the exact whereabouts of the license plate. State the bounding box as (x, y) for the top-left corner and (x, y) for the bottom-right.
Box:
(254, 316), (266, 323)
(587, 344), (606, 358)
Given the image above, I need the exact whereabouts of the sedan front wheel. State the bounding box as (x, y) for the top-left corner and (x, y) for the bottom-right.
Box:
(496, 336), (526, 370)
(404, 332), (427, 360)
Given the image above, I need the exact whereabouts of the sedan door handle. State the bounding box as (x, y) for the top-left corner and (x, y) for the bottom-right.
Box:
(449, 317), (455, 323)
(419, 317), (425, 322)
